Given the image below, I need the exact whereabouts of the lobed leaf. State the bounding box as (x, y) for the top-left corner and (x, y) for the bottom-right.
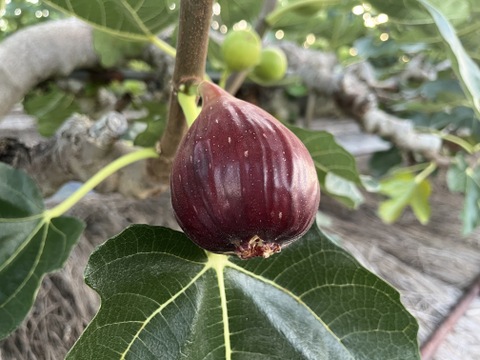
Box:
(67, 224), (420, 359)
(378, 171), (432, 225)
(0, 163), (84, 339)
(43, 0), (179, 41)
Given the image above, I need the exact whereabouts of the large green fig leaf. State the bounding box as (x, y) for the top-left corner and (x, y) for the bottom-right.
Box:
(67, 225), (420, 359)
(0, 163), (84, 339)
(43, 0), (179, 41)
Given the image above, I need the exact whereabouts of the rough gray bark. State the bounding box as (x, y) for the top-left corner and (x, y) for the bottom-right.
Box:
(278, 42), (446, 164)
(2, 112), (165, 198)
(0, 19), (98, 119)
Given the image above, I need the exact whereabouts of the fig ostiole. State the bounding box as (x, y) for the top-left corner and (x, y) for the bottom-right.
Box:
(171, 81), (320, 259)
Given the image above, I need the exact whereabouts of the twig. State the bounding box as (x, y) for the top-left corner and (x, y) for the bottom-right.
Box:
(420, 273), (480, 360)
(146, 0), (214, 183)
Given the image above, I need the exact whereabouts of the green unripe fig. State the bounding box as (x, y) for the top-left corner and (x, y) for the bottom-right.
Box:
(252, 47), (288, 82)
(222, 29), (262, 71)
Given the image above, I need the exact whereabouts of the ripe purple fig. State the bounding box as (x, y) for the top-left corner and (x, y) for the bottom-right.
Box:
(171, 82), (320, 259)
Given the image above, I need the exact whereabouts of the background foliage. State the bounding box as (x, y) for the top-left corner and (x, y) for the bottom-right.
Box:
(1, 0), (480, 358)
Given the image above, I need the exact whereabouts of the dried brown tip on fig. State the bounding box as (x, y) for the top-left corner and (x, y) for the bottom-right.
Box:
(233, 236), (282, 259)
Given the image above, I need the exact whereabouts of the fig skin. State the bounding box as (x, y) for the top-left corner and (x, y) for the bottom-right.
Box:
(171, 82), (320, 259)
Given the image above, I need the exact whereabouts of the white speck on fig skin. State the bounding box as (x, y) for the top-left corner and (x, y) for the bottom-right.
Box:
(244, 151), (249, 157)
(228, 137), (232, 143)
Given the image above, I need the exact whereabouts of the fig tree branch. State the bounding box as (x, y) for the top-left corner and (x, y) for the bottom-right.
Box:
(0, 19), (98, 120)
(278, 42), (450, 166)
(146, 0), (214, 184)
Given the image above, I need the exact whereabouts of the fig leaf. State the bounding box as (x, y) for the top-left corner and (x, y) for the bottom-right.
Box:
(287, 125), (363, 208)
(447, 153), (480, 234)
(378, 171), (432, 225)
(67, 224), (420, 360)
(0, 163), (84, 339)
(24, 84), (81, 137)
(43, 0), (179, 41)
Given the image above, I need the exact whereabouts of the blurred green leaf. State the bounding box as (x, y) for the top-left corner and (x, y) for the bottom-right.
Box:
(360, 175), (381, 193)
(418, 79), (463, 100)
(369, 147), (403, 178)
(417, 0), (480, 118)
(286, 83), (308, 97)
(462, 167), (480, 234)
(447, 153), (468, 192)
(267, 1), (362, 47)
(133, 119), (165, 147)
(43, 0), (179, 41)
(354, 37), (399, 60)
(324, 172), (364, 209)
(447, 153), (480, 233)
(409, 107), (480, 140)
(266, 0), (341, 25)
(287, 126), (361, 183)
(67, 224), (420, 360)
(93, 30), (147, 68)
(215, 0), (263, 27)
(0, 163), (84, 339)
(370, 0), (470, 25)
(132, 102), (167, 147)
(24, 85), (81, 137)
(207, 37), (225, 71)
(287, 126), (363, 208)
(378, 171), (432, 224)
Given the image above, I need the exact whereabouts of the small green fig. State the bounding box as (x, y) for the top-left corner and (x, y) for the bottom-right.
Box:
(252, 47), (288, 82)
(221, 29), (262, 72)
